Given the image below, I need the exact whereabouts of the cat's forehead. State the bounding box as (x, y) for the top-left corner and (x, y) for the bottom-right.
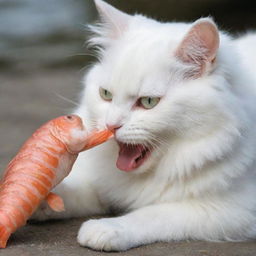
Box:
(95, 21), (191, 98)
(99, 43), (174, 97)
(100, 61), (170, 99)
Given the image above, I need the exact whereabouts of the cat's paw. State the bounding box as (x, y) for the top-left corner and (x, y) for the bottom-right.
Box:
(77, 218), (133, 251)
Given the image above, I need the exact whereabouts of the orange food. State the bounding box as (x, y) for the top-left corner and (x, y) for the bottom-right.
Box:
(0, 115), (112, 248)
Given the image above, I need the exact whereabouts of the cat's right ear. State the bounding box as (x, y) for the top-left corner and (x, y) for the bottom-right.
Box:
(94, 0), (131, 40)
(175, 18), (220, 79)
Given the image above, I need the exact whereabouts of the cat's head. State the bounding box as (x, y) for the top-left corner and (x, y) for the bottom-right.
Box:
(79, 0), (241, 174)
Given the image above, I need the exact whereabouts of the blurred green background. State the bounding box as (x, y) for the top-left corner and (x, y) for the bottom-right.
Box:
(0, 0), (255, 72)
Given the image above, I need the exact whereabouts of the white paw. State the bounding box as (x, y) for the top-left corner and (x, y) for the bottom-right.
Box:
(77, 218), (133, 251)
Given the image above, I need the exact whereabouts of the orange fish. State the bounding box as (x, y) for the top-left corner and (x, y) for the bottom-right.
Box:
(0, 115), (112, 248)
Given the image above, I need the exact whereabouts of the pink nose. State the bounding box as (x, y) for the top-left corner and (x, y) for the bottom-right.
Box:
(106, 124), (122, 132)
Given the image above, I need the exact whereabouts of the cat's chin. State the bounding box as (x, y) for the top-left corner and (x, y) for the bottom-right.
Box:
(116, 142), (152, 172)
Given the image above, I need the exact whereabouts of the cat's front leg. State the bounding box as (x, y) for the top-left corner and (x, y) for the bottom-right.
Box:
(77, 203), (190, 251)
(77, 201), (254, 251)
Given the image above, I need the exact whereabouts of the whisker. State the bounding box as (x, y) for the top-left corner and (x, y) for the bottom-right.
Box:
(120, 127), (170, 156)
(78, 62), (97, 74)
(55, 93), (80, 107)
(65, 52), (97, 58)
(146, 135), (167, 155)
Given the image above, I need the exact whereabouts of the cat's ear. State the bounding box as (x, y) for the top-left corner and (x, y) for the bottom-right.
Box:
(94, 0), (131, 39)
(175, 18), (219, 78)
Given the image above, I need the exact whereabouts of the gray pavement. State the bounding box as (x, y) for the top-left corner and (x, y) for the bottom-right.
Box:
(1, 69), (256, 255)
(2, 217), (256, 256)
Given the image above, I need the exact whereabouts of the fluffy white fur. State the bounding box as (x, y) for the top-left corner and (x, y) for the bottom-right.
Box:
(34, 0), (256, 251)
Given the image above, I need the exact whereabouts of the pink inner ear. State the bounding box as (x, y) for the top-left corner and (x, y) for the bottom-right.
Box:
(193, 21), (220, 62)
(175, 19), (220, 78)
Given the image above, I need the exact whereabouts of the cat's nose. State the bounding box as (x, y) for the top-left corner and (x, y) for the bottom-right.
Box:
(106, 123), (122, 132)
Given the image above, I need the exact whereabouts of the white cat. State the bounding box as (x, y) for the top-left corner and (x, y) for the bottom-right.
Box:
(34, 0), (256, 251)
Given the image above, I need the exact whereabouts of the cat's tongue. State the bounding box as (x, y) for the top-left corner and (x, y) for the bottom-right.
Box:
(116, 143), (149, 172)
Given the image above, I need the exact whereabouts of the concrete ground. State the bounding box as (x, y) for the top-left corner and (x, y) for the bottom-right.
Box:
(1, 69), (256, 255)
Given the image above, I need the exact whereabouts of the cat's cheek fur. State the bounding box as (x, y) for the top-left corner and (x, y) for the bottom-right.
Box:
(76, 66), (111, 130)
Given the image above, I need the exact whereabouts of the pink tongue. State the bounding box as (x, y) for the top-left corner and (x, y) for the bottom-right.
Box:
(116, 144), (143, 171)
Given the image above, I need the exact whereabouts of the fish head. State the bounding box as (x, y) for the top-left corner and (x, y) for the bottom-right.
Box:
(53, 115), (84, 133)
(51, 115), (86, 153)
(51, 115), (113, 154)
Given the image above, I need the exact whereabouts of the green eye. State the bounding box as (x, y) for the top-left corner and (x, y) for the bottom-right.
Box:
(99, 87), (113, 101)
(140, 97), (160, 109)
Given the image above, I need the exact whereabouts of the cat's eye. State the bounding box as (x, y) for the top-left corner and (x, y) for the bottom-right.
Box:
(139, 97), (160, 109)
(99, 87), (113, 101)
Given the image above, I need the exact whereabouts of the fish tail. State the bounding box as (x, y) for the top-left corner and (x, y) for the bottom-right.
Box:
(0, 223), (11, 248)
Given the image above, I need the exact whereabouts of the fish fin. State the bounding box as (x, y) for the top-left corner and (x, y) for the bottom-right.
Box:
(46, 192), (65, 212)
(0, 224), (11, 248)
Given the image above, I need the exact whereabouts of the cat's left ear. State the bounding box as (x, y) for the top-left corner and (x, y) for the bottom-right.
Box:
(175, 18), (220, 78)
(94, 0), (131, 39)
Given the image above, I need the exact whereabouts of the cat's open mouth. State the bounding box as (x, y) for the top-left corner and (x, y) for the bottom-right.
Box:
(116, 142), (151, 171)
